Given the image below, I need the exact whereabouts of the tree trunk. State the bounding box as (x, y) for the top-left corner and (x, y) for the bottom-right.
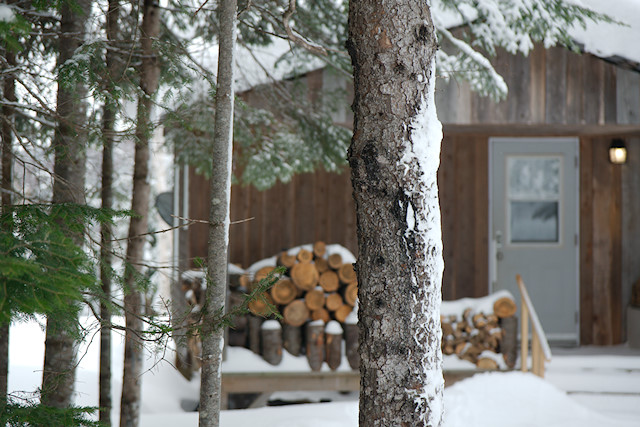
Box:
(41, 0), (91, 409)
(347, 1), (444, 425)
(99, 1), (121, 424)
(1, 38), (16, 408)
(119, 1), (160, 426)
(198, 0), (237, 423)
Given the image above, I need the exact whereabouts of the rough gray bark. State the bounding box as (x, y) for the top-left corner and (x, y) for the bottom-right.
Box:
(0, 45), (15, 407)
(99, 1), (121, 424)
(41, 0), (92, 409)
(198, 0), (237, 423)
(347, 1), (444, 425)
(119, 1), (160, 426)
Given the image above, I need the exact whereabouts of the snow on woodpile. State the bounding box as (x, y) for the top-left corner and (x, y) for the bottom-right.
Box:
(440, 290), (518, 370)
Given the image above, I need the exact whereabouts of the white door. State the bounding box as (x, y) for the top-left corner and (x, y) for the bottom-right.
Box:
(490, 137), (579, 343)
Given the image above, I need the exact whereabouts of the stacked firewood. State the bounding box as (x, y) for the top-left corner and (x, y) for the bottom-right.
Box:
(440, 296), (518, 370)
(241, 242), (360, 371)
(247, 242), (357, 325)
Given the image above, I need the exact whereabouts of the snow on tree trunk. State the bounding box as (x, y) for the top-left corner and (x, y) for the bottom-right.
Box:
(347, 1), (444, 425)
(41, 0), (91, 409)
(198, 0), (237, 424)
(120, 1), (160, 426)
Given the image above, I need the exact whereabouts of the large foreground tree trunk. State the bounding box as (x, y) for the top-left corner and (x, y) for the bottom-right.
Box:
(347, 1), (444, 425)
(198, 0), (237, 424)
(119, 1), (160, 426)
(41, 0), (92, 409)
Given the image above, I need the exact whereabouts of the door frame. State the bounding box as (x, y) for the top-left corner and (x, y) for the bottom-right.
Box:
(488, 136), (581, 344)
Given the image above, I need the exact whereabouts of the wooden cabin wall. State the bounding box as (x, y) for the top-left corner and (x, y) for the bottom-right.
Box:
(436, 45), (639, 127)
(439, 135), (489, 300)
(226, 168), (358, 268)
(622, 137), (640, 340)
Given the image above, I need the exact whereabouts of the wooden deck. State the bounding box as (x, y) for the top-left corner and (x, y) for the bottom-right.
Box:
(221, 369), (484, 409)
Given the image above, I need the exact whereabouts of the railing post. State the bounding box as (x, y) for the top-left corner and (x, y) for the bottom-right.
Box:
(521, 295), (529, 373)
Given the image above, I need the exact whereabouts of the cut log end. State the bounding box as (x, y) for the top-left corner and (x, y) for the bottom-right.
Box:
(319, 270), (339, 292)
(283, 299), (310, 327)
(296, 249), (314, 263)
(290, 262), (320, 291)
(493, 296), (517, 318)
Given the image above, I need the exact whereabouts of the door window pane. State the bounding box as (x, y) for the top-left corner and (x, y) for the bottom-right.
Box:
(507, 156), (561, 244)
(510, 201), (558, 242)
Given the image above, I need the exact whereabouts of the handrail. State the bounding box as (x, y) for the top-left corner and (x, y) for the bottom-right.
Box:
(516, 274), (552, 378)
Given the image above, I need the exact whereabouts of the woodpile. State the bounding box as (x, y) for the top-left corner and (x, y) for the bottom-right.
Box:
(440, 295), (518, 370)
(180, 244), (519, 373)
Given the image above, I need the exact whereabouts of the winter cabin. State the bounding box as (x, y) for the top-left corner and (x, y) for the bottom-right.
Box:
(171, 6), (640, 347)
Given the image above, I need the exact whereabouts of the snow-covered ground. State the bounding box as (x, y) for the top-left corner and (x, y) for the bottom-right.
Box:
(7, 318), (640, 426)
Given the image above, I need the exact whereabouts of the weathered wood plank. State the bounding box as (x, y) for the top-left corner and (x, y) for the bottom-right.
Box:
(454, 139), (476, 297)
(529, 45), (546, 123)
(439, 136), (457, 300)
(565, 51), (584, 124)
(473, 138), (489, 297)
(545, 46), (568, 124)
(622, 137), (640, 340)
(579, 138), (594, 345)
(617, 68), (640, 125)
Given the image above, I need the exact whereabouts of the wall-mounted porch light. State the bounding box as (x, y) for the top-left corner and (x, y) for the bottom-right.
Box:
(609, 139), (628, 164)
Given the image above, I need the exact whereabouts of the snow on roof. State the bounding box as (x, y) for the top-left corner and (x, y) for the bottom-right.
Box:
(190, 37), (325, 94)
(569, 0), (640, 67)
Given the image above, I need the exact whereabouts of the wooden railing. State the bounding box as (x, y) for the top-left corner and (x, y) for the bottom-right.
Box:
(516, 274), (552, 378)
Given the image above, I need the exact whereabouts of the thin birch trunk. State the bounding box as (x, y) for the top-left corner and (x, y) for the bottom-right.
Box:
(41, 0), (92, 409)
(119, 1), (160, 426)
(347, 0), (444, 425)
(198, 0), (237, 423)
(99, 1), (121, 423)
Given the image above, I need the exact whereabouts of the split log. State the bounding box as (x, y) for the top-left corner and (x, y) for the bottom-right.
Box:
(473, 313), (487, 328)
(325, 293), (344, 312)
(344, 282), (358, 307)
(297, 249), (314, 263)
(318, 270), (340, 292)
(344, 322), (359, 370)
(248, 315), (263, 354)
(290, 262), (319, 291)
(334, 305), (353, 323)
(248, 293), (274, 317)
(325, 321), (343, 370)
(500, 315), (518, 369)
(313, 241), (326, 258)
(277, 251), (297, 269)
(261, 320), (283, 365)
(338, 263), (357, 284)
(282, 324), (302, 356)
(270, 279), (297, 305)
(305, 286), (326, 311)
(311, 308), (331, 323)
(283, 299), (310, 327)
(306, 320), (325, 371)
(314, 257), (329, 273)
(493, 296), (517, 318)
(327, 253), (343, 270)
(477, 357), (499, 370)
